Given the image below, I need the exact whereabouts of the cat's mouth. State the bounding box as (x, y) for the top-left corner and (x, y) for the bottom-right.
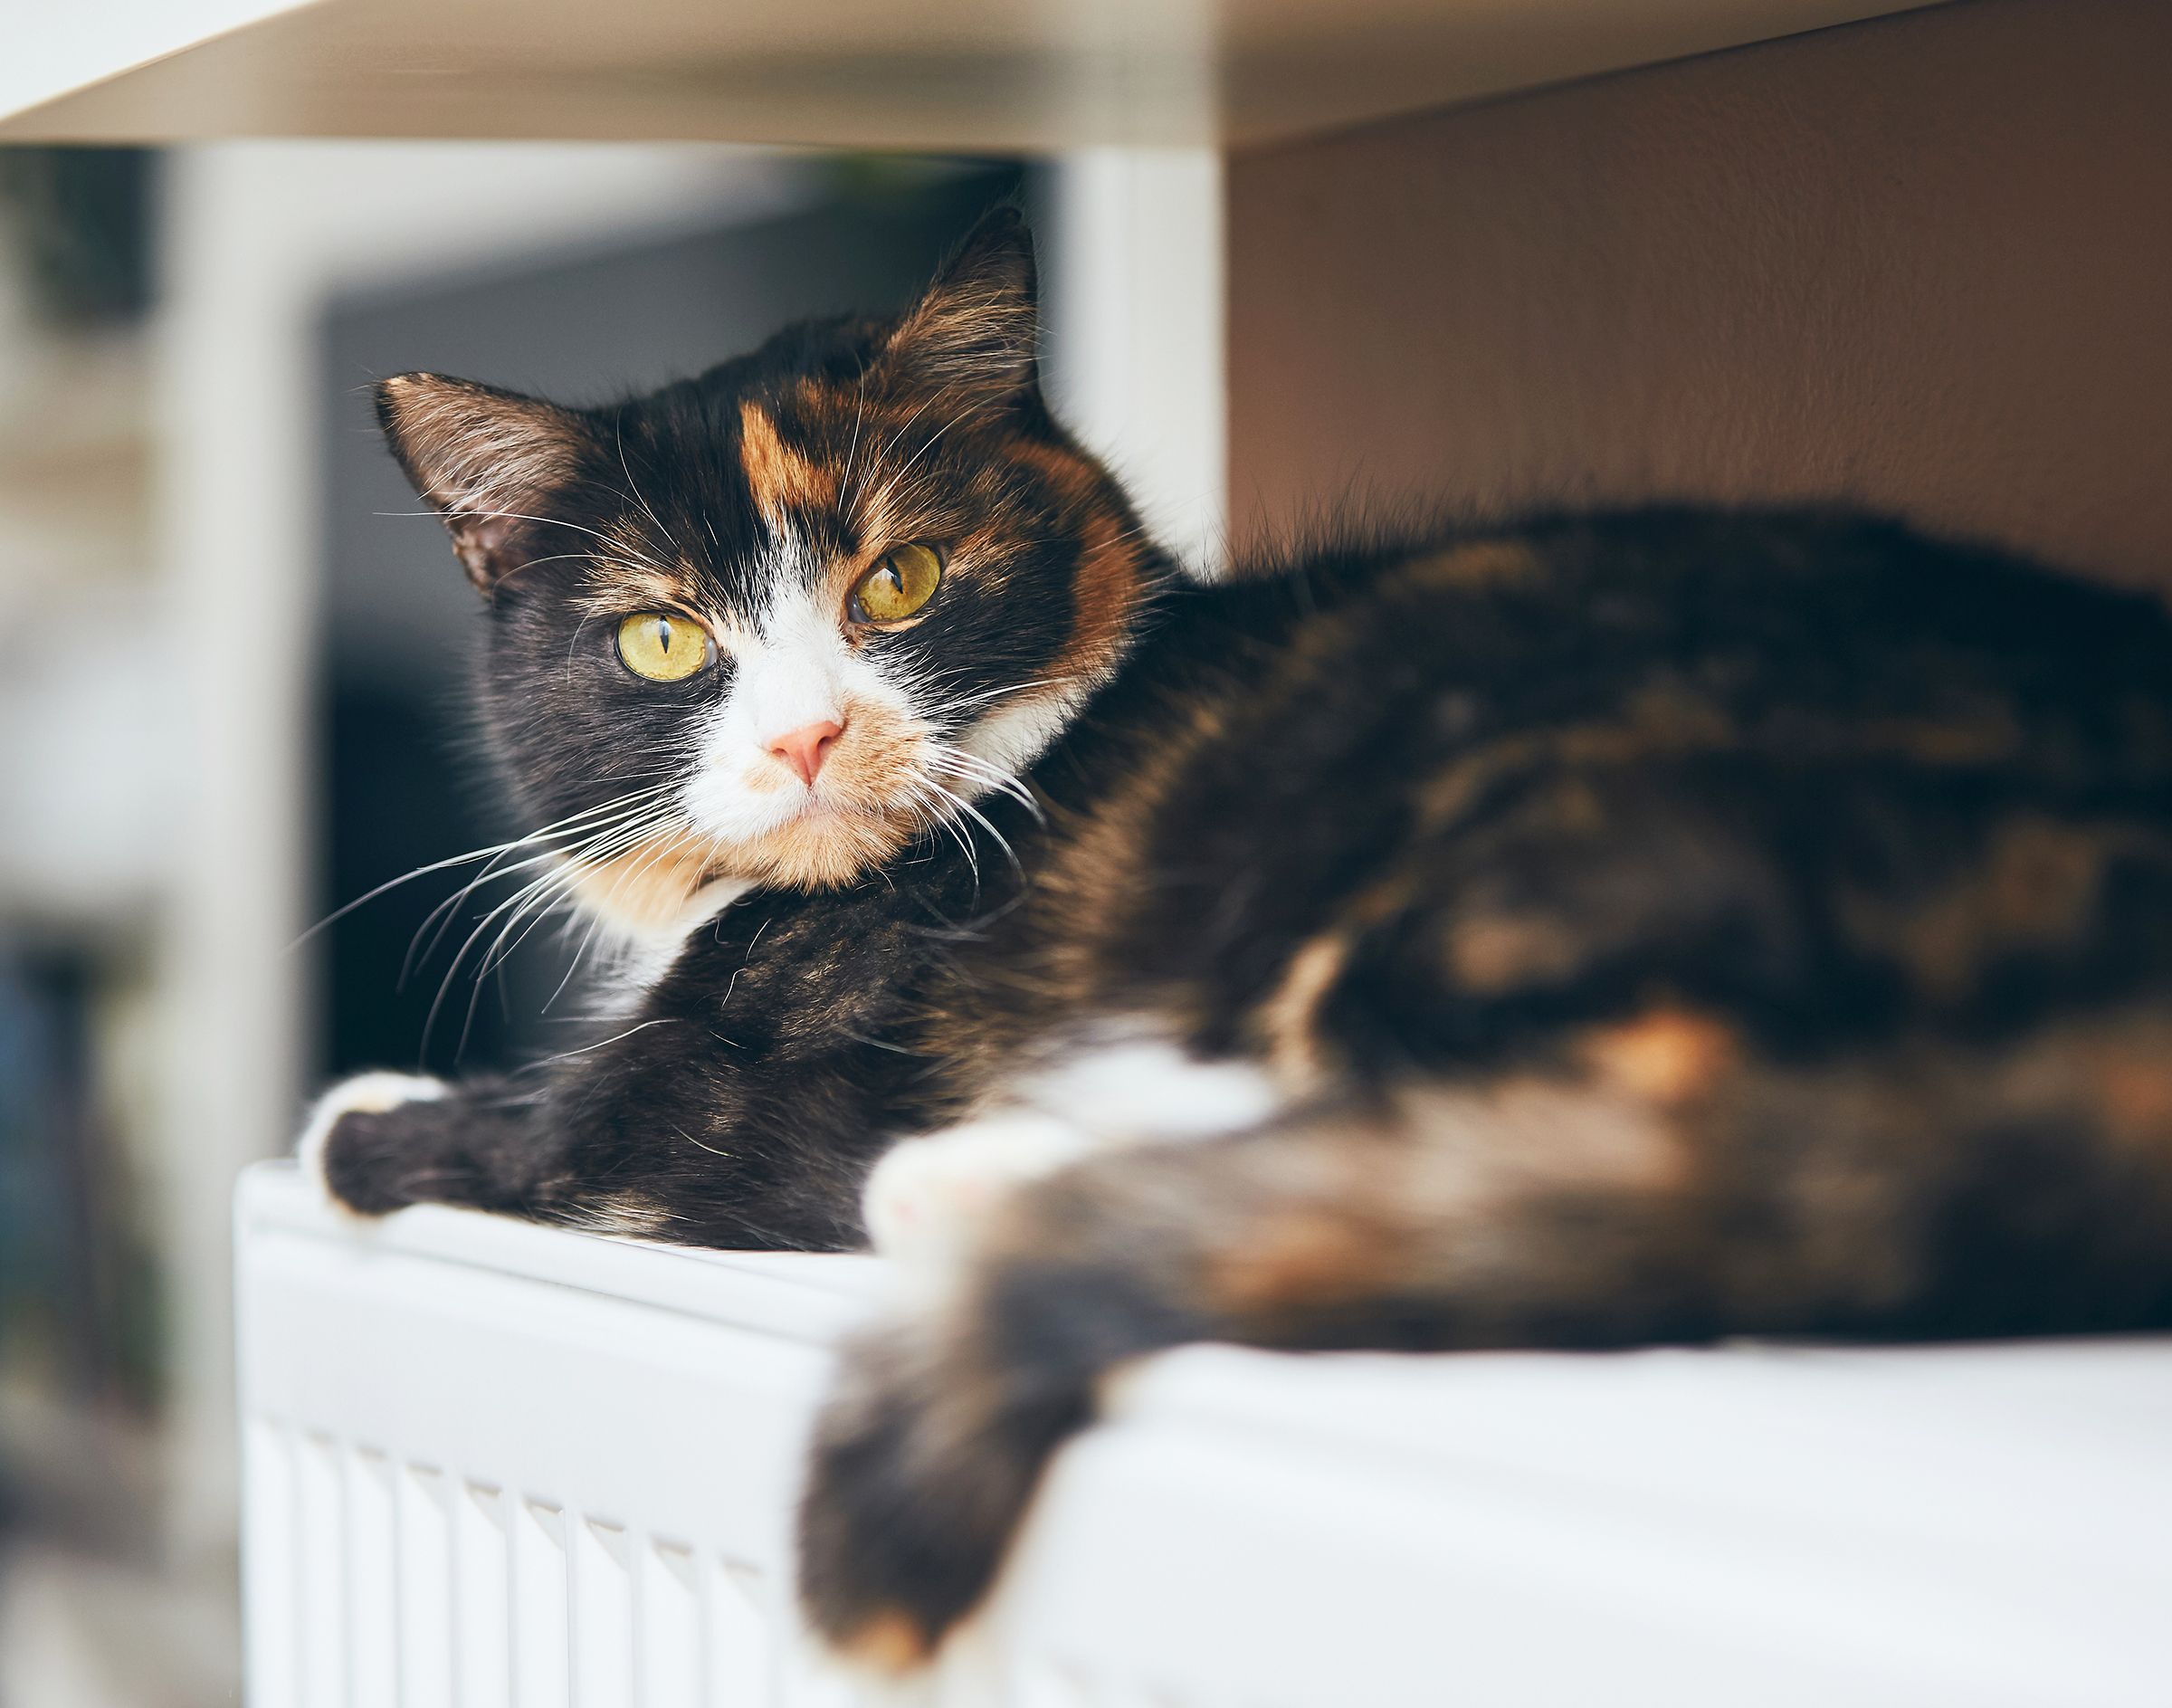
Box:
(568, 797), (923, 923)
(668, 711), (987, 896)
(783, 793), (898, 834)
(792, 785), (955, 852)
(691, 761), (942, 894)
(729, 797), (927, 892)
(753, 726), (1030, 883)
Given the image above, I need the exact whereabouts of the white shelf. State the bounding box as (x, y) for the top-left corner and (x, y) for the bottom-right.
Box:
(5, 0), (1952, 150)
(0, 0), (310, 129)
(235, 1159), (2172, 1706)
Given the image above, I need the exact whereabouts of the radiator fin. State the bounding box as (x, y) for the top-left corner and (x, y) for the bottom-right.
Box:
(241, 1421), (300, 1707)
(642, 1541), (703, 1708)
(344, 1448), (397, 1708)
(458, 1480), (514, 1707)
(709, 1557), (777, 1704)
(396, 1465), (453, 1708)
(574, 1518), (636, 1706)
(297, 1433), (348, 1708)
(516, 1498), (573, 1705)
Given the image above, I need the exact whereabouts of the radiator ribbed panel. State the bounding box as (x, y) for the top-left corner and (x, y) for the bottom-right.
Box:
(242, 1423), (800, 1706)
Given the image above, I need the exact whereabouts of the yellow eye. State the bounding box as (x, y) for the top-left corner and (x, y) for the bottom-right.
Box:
(615, 612), (714, 682)
(849, 543), (943, 625)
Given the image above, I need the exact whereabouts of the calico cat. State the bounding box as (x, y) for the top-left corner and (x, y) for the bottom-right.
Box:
(304, 205), (2172, 1668)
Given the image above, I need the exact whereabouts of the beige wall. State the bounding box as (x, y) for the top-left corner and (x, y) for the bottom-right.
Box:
(1226, 0), (2172, 591)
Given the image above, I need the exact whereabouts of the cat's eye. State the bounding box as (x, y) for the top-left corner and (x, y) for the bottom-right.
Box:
(615, 612), (715, 682)
(849, 543), (943, 625)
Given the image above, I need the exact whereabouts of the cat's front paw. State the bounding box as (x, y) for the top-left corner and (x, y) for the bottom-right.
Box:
(861, 1112), (1091, 1265)
(297, 1071), (449, 1217)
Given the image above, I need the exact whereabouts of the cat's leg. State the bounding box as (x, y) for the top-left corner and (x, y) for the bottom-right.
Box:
(799, 1009), (2172, 1668)
(301, 1057), (861, 1245)
(303, 1020), (906, 1248)
(301, 883), (953, 1248)
(860, 1029), (1284, 1263)
(299, 1071), (541, 1218)
(805, 1067), (1707, 1669)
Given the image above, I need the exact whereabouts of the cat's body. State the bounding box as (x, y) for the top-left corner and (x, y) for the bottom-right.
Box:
(309, 207), (2172, 1668)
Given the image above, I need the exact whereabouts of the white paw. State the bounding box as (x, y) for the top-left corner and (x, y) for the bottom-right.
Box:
(1010, 1035), (1282, 1140)
(862, 1112), (1094, 1265)
(296, 1071), (448, 1218)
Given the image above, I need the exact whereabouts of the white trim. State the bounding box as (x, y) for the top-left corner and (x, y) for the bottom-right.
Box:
(1043, 149), (1226, 578)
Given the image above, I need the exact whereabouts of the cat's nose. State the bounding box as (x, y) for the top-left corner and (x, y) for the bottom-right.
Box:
(767, 719), (845, 787)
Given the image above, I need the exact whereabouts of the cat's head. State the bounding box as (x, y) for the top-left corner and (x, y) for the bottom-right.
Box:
(376, 206), (1161, 928)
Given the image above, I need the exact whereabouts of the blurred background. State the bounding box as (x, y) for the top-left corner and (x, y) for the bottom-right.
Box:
(0, 139), (1220, 1706)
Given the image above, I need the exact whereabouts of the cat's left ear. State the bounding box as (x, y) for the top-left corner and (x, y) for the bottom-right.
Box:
(880, 204), (1041, 409)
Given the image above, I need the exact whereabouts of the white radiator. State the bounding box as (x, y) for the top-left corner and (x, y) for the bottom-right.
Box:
(234, 1160), (2172, 1707)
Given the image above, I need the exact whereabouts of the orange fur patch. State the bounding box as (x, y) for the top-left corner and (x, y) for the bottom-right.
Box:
(1210, 1203), (1407, 1315)
(1584, 1011), (1738, 1105)
(732, 811), (917, 891)
(571, 568), (709, 618)
(835, 1608), (935, 1674)
(739, 400), (837, 530)
(1449, 912), (1584, 993)
(1258, 930), (1352, 1090)
(1007, 438), (1141, 685)
(567, 834), (722, 932)
(2098, 1053), (2172, 1144)
(1408, 540), (1542, 587)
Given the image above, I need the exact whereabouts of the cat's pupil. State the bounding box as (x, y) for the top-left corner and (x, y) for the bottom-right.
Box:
(657, 616), (673, 653)
(880, 566), (903, 594)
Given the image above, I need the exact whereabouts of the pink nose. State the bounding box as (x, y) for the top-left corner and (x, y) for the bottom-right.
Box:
(767, 719), (844, 787)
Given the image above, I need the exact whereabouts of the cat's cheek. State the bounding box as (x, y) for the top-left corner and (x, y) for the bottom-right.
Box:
(296, 1071), (450, 1220)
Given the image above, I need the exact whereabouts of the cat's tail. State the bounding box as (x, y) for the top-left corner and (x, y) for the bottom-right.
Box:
(795, 1004), (2172, 1668)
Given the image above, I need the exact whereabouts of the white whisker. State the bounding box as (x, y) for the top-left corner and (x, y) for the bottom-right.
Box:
(300, 781), (678, 951)
(381, 506), (671, 571)
(918, 774), (1023, 879)
(400, 784), (678, 983)
(421, 805), (673, 1059)
(927, 747), (1041, 817)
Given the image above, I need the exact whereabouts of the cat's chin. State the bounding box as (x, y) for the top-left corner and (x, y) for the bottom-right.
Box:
(718, 799), (923, 892)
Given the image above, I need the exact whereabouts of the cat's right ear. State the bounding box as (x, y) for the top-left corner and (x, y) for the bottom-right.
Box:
(877, 204), (1042, 410)
(375, 373), (592, 591)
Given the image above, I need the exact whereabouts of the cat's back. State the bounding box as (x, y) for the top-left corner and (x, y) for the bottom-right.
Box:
(1171, 507), (2171, 730)
(1096, 507), (2172, 815)
(1035, 507), (2172, 1064)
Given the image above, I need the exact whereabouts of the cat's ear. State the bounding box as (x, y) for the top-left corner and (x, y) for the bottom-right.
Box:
(880, 204), (1041, 409)
(375, 373), (593, 590)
